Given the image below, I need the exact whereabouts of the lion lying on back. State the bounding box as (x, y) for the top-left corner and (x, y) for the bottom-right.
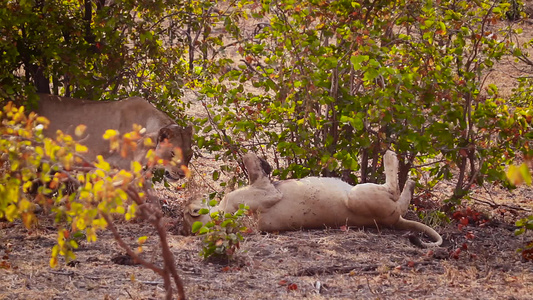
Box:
(183, 151), (442, 248)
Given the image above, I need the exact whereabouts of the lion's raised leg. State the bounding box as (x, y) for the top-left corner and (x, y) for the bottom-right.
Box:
(383, 150), (400, 200)
(398, 179), (415, 215)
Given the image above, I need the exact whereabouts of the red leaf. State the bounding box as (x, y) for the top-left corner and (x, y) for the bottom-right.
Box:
(522, 248), (533, 261)
(407, 261), (415, 268)
(221, 266), (231, 272)
(278, 280), (288, 286)
(460, 217), (469, 226)
(287, 283), (298, 291)
(451, 248), (461, 259)
(452, 211), (464, 220)
(462, 243), (468, 250)
(465, 232), (475, 240)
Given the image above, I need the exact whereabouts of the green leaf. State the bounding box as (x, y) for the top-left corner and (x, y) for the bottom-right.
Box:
(351, 55), (369, 71)
(363, 68), (379, 82)
(198, 226), (210, 235)
(515, 227), (526, 236)
(191, 221), (204, 233)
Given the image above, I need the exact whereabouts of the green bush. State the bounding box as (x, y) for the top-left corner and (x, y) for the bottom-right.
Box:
(192, 0), (532, 209)
(192, 199), (250, 260)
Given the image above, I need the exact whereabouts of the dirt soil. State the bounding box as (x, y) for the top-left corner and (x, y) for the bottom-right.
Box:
(1, 164), (532, 300)
(3, 12), (533, 300)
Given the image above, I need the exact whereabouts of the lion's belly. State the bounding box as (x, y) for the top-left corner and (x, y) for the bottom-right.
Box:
(257, 177), (379, 231)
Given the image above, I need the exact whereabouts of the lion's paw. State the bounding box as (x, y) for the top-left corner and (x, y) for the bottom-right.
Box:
(383, 150), (398, 169)
(404, 179), (416, 194)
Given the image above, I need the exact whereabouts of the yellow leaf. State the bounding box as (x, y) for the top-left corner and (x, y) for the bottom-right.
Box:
(77, 174), (85, 183)
(22, 212), (36, 229)
(143, 137), (154, 147)
(110, 139), (120, 152)
(93, 180), (104, 194)
(5, 204), (17, 222)
(125, 204), (137, 220)
(138, 236), (148, 244)
(131, 161), (143, 173)
(116, 189), (128, 201)
(86, 227), (97, 242)
(507, 164), (524, 185)
(18, 198), (32, 211)
(74, 124), (87, 137)
(132, 123), (143, 132)
(76, 217), (87, 230)
(94, 155), (111, 171)
(22, 181), (33, 193)
(80, 190), (92, 201)
(35, 146), (44, 157)
(36, 116), (50, 127)
(519, 163), (532, 186)
(75, 144), (88, 153)
(103, 129), (119, 140)
(145, 149), (155, 160)
(69, 240), (79, 249)
(50, 245), (59, 268)
(95, 169), (106, 179)
(116, 206), (125, 214)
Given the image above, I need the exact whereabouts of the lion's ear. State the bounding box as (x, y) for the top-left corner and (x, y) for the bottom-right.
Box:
(188, 205), (202, 217)
(157, 126), (171, 143)
(189, 208), (201, 217)
(184, 125), (193, 136)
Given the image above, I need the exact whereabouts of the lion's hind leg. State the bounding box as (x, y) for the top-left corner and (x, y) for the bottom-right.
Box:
(383, 150), (400, 199)
(398, 179), (415, 215)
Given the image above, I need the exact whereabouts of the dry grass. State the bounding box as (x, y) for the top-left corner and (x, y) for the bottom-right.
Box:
(2, 192), (533, 300)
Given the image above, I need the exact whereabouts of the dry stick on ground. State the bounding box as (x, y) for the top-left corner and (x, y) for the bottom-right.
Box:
(101, 187), (186, 300)
(471, 196), (532, 212)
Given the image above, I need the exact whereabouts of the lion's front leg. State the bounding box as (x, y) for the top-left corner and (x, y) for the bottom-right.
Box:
(222, 184), (283, 213)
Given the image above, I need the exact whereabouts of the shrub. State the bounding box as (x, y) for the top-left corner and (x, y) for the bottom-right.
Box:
(193, 0), (532, 209)
(192, 198), (250, 260)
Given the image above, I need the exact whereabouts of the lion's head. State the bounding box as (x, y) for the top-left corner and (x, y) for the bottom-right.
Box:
(155, 124), (194, 181)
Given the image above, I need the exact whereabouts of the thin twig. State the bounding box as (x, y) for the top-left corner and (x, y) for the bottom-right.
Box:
(189, 162), (218, 192)
(471, 196), (532, 212)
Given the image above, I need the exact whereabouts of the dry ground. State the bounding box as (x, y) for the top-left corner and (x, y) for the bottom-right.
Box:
(1, 163), (532, 300)
(3, 13), (533, 300)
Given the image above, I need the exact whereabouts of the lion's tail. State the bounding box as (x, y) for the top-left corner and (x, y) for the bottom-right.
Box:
(394, 217), (443, 248)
